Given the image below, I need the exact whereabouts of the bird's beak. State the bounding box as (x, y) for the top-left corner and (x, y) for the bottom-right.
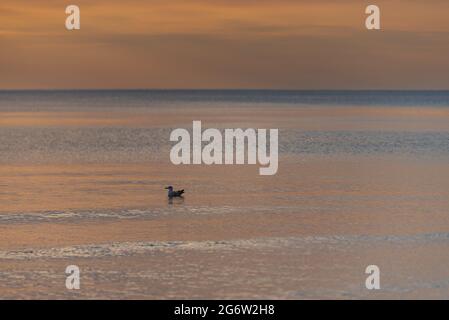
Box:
(164, 187), (169, 189)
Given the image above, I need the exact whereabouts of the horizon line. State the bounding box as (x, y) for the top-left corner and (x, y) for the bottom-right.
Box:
(2, 88), (449, 92)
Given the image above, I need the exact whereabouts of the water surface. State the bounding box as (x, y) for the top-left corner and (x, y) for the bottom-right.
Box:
(1, 90), (449, 299)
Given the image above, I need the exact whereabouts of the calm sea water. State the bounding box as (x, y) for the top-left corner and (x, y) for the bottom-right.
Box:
(2, 90), (449, 108)
(1, 90), (449, 299)
(1, 90), (449, 164)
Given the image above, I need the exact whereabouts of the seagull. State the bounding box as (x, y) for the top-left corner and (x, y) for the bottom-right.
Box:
(165, 186), (185, 198)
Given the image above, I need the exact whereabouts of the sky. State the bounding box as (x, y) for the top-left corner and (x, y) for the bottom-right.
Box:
(1, 0), (449, 90)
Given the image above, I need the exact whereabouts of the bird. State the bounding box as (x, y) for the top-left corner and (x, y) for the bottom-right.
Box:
(165, 186), (185, 198)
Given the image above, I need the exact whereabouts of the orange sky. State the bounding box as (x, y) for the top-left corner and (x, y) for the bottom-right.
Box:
(1, 0), (449, 89)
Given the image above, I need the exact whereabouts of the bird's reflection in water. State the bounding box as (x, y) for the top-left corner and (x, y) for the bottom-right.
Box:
(168, 196), (184, 205)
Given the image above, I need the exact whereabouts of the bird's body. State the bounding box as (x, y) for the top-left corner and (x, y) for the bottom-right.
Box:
(165, 186), (185, 198)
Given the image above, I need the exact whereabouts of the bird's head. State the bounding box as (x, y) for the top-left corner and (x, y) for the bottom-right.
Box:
(165, 186), (173, 190)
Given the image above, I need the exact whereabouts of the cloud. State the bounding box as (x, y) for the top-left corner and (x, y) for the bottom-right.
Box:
(1, 0), (449, 89)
